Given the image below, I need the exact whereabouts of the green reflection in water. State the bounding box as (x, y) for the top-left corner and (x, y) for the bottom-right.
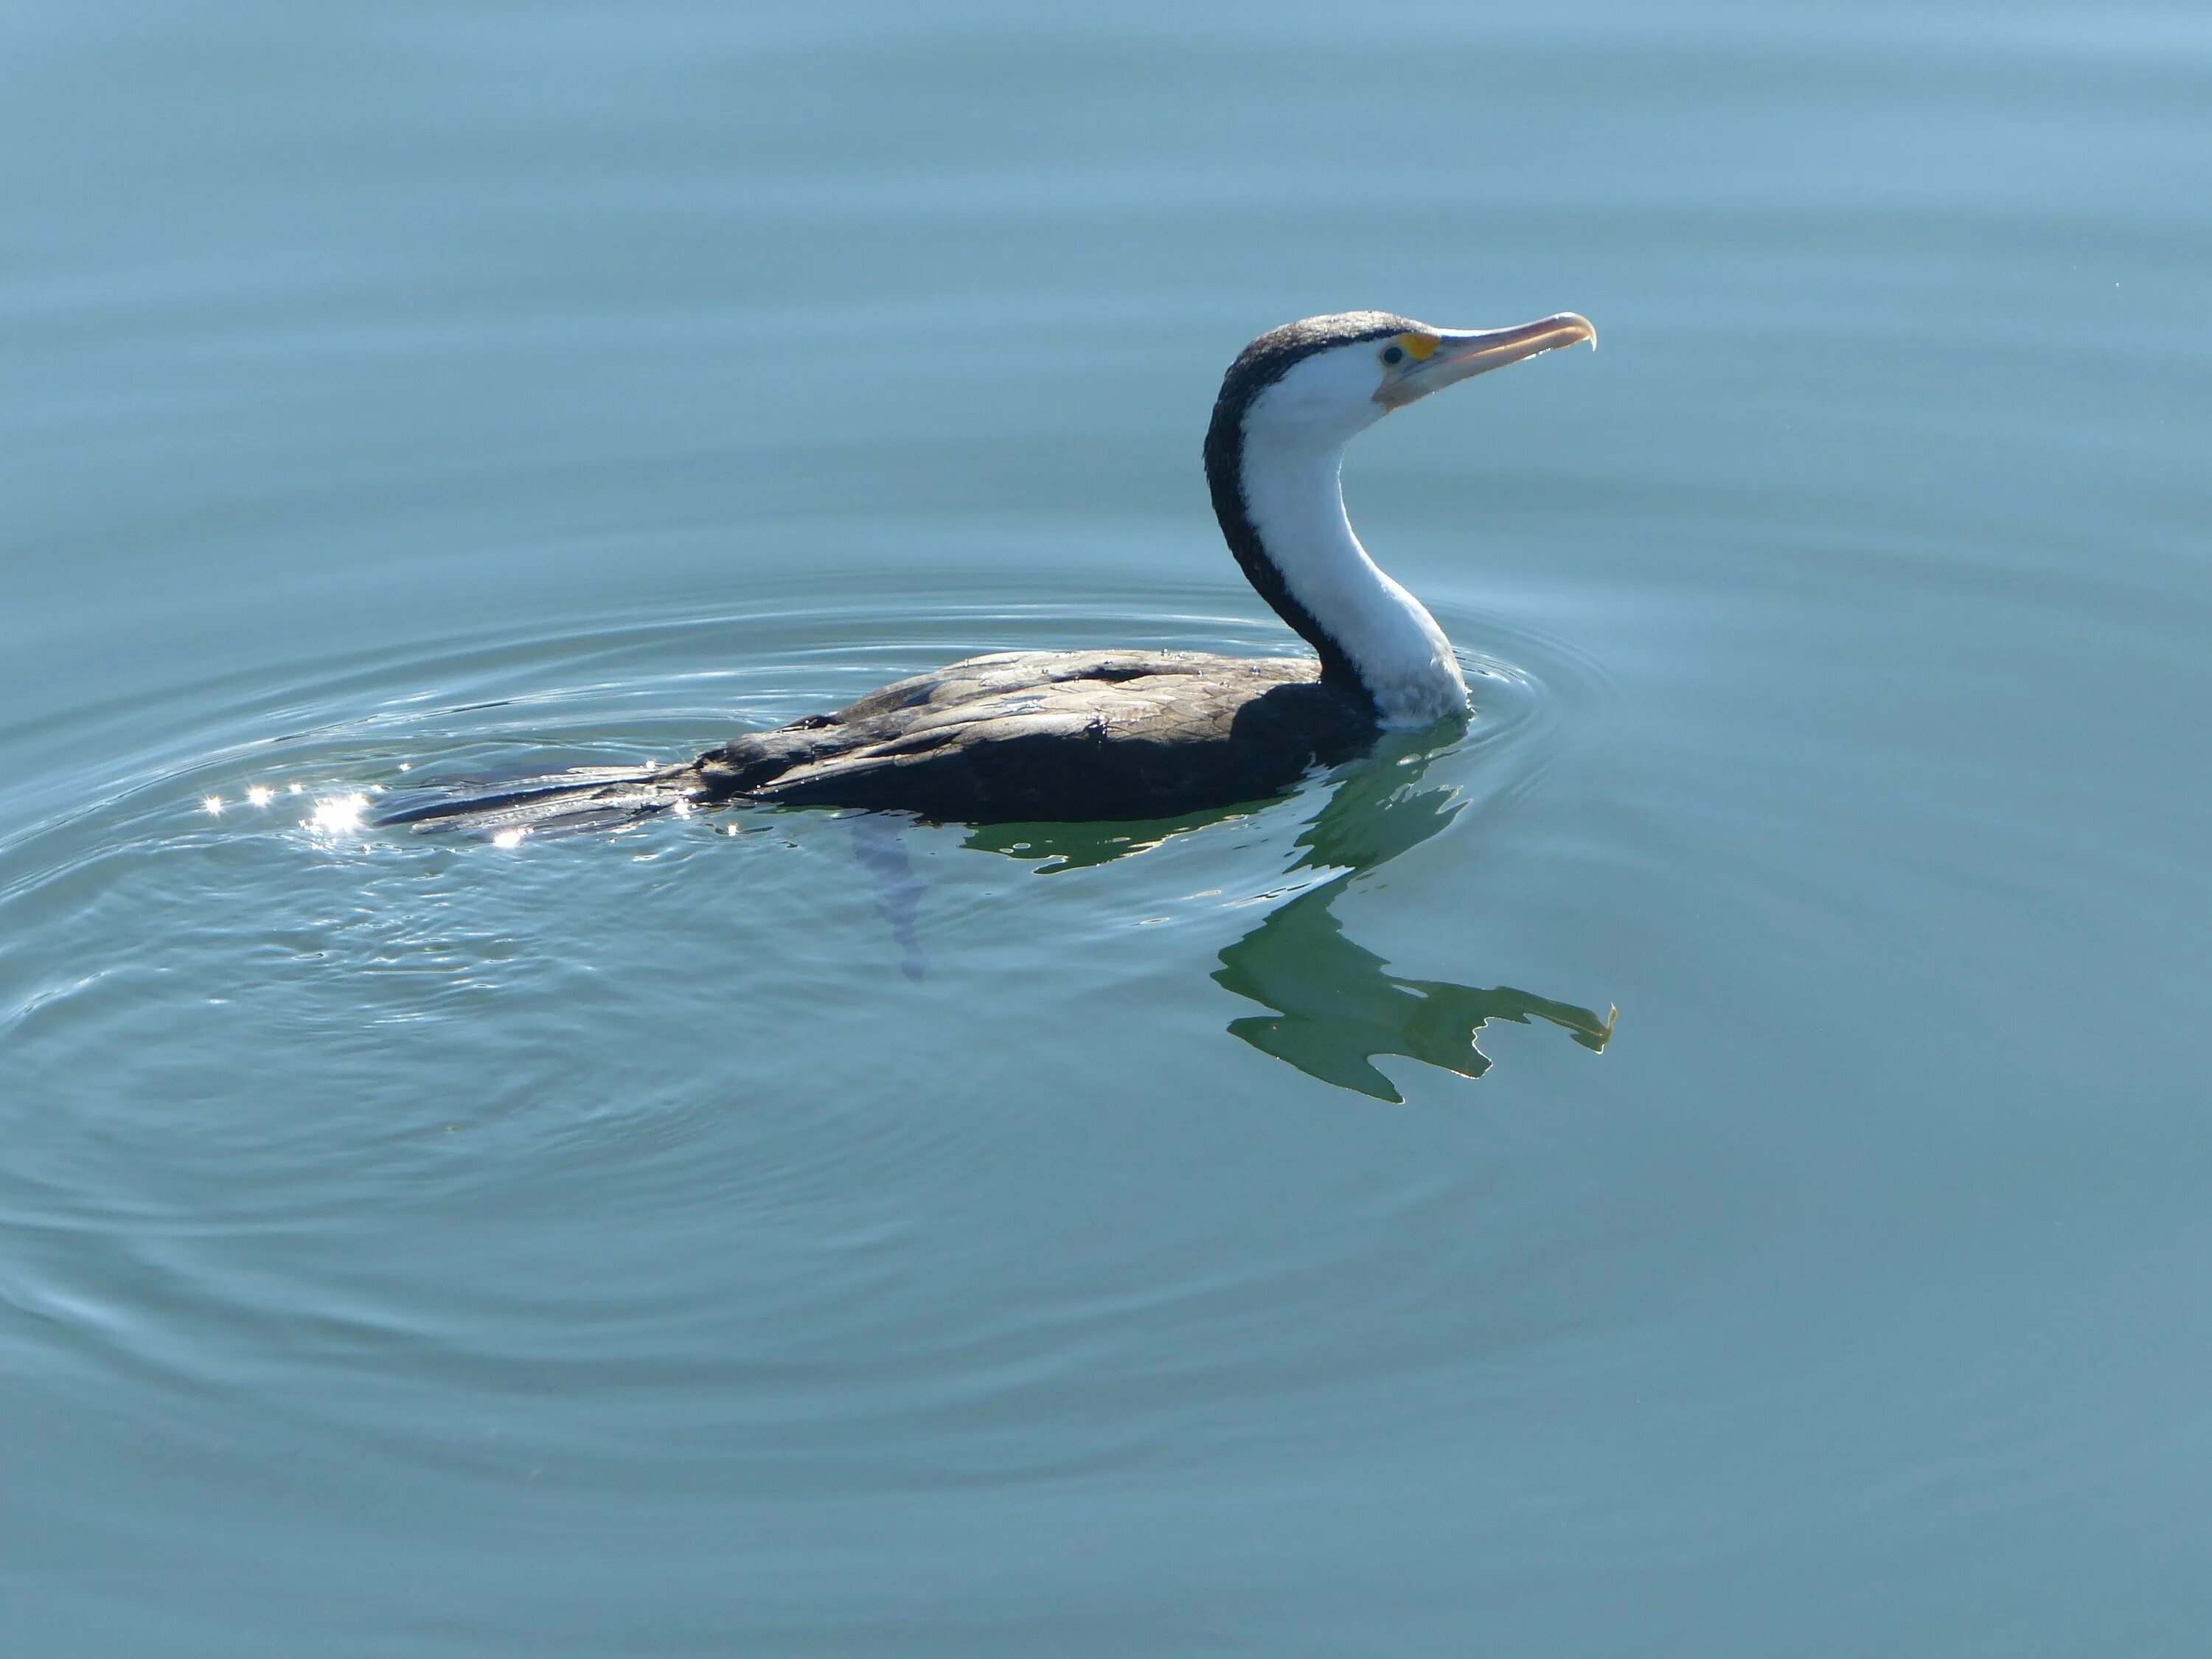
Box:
(1214, 872), (1613, 1101)
(961, 807), (1248, 872)
(962, 731), (1613, 1101)
(1212, 733), (1613, 1101)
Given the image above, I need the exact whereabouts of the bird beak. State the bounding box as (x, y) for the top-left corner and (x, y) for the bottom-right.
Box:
(1375, 313), (1597, 408)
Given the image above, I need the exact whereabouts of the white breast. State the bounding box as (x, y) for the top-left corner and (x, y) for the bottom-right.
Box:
(1236, 366), (1469, 725)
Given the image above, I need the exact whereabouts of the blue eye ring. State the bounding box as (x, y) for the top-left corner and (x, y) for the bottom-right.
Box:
(1380, 345), (1405, 366)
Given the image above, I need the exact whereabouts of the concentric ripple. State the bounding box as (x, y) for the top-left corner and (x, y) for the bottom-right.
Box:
(0, 585), (1596, 1447)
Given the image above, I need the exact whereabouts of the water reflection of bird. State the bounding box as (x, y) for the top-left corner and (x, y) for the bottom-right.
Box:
(1211, 738), (1615, 1100)
(382, 310), (1593, 834)
(976, 734), (1615, 1100)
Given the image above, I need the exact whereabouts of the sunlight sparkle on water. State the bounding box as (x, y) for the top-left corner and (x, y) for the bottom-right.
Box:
(307, 792), (369, 835)
(201, 794), (222, 815)
(246, 785), (274, 807)
(492, 827), (529, 849)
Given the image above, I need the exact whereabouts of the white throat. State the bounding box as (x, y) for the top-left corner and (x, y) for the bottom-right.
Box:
(1238, 433), (1468, 726)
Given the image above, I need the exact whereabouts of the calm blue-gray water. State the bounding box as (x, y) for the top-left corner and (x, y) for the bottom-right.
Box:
(4, 3), (2209, 1652)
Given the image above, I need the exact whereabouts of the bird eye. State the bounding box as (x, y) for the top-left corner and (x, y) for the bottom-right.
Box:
(1380, 345), (1405, 366)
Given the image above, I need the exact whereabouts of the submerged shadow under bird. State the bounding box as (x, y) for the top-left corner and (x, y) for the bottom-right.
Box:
(379, 307), (1596, 834)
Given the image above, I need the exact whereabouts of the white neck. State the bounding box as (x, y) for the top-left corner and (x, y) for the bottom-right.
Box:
(1239, 435), (1468, 726)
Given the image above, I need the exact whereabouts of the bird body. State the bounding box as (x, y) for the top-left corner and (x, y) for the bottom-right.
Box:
(674, 648), (1376, 824)
(384, 308), (1593, 832)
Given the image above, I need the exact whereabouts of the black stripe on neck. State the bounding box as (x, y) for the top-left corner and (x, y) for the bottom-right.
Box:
(1201, 313), (1413, 709)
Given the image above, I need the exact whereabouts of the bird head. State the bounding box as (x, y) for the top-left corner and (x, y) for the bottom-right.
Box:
(1222, 309), (1596, 451)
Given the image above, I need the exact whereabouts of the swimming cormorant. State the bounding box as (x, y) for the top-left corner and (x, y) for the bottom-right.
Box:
(383, 310), (1595, 831)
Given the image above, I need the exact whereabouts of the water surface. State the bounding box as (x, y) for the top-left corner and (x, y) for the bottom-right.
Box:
(4, 2), (2209, 1653)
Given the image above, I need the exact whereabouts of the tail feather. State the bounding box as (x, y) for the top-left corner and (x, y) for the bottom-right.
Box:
(373, 765), (698, 836)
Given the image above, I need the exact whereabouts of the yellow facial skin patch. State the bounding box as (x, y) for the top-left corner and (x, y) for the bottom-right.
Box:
(1394, 333), (1440, 360)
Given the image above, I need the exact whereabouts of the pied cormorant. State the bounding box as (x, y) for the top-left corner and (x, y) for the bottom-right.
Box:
(384, 310), (1595, 831)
